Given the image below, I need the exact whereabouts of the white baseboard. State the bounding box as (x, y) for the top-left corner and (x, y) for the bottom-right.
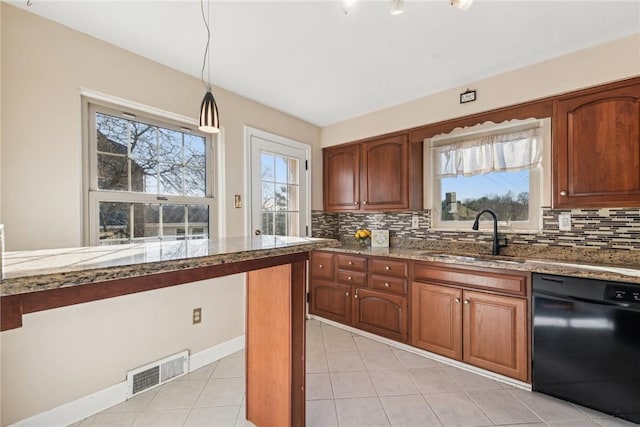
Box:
(310, 315), (532, 391)
(9, 335), (246, 427)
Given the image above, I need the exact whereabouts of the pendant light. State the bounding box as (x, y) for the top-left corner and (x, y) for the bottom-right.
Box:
(450, 0), (473, 11)
(199, 0), (220, 133)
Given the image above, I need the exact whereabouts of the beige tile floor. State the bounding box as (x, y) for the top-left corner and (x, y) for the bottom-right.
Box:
(72, 319), (638, 427)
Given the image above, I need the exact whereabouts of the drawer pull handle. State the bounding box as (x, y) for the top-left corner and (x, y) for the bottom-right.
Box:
(385, 266), (390, 271)
(384, 282), (390, 287)
(348, 261), (353, 265)
(464, 299), (470, 305)
(455, 298), (461, 303)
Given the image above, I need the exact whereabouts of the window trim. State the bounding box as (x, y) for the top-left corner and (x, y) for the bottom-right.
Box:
(82, 95), (217, 245)
(426, 118), (550, 232)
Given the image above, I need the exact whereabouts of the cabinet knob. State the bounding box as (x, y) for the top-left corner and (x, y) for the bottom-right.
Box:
(348, 261), (353, 265)
(363, 201), (367, 205)
(385, 266), (390, 271)
(560, 190), (567, 196)
(354, 294), (358, 299)
(345, 292), (350, 296)
(319, 264), (323, 269)
(354, 201), (359, 205)
(384, 282), (390, 287)
(347, 276), (352, 280)
(455, 298), (461, 304)
(464, 299), (470, 305)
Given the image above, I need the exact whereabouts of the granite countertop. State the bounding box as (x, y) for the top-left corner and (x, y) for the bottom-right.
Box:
(321, 244), (640, 285)
(1, 236), (340, 296)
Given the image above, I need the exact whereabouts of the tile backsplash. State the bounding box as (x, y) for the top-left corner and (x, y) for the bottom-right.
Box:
(311, 208), (640, 251)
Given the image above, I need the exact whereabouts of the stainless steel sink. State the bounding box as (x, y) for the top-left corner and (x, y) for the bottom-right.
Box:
(420, 253), (526, 264)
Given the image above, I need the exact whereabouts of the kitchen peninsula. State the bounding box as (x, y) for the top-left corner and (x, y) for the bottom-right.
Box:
(1, 236), (340, 427)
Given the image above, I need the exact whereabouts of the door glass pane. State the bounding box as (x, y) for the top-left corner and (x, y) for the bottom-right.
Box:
(259, 150), (301, 236)
(99, 202), (130, 243)
(261, 153), (274, 181)
(275, 184), (288, 211)
(262, 212), (274, 235)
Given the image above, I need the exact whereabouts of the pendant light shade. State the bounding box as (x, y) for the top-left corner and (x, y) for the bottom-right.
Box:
(199, 89), (220, 133)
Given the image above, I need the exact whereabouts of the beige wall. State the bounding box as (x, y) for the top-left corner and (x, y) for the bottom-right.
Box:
(0, 4), (319, 425)
(0, 3), (322, 252)
(321, 33), (640, 147)
(1, 275), (246, 426)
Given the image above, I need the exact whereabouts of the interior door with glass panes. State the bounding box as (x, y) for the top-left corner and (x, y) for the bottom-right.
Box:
(250, 134), (308, 237)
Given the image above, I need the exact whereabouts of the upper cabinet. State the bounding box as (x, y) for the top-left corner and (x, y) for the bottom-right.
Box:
(323, 134), (422, 212)
(554, 80), (640, 208)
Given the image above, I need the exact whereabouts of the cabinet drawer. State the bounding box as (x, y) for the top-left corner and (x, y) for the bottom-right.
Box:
(337, 269), (367, 286)
(336, 254), (367, 271)
(370, 258), (408, 277)
(413, 263), (527, 295)
(369, 274), (407, 295)
(311, 252), (334, 281)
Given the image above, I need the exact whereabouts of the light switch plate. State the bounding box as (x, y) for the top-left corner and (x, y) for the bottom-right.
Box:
(558, 214), (571, 231)
(411, 214), (419, 229)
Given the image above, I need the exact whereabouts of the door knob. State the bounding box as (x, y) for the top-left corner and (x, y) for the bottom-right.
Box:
(254, 229), (261, 235)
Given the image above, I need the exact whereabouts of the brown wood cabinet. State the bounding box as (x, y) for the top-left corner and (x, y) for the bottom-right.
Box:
(323, 134), (422, 212)
(554, 80), (640, 208)
(309, 251), (409, 343)
(411, 263), (530, 382)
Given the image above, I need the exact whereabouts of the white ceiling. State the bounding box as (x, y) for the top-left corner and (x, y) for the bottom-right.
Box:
(8, 0), (640, 127)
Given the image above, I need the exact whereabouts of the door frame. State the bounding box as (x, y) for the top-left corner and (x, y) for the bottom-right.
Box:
(244, 126), (312, 237)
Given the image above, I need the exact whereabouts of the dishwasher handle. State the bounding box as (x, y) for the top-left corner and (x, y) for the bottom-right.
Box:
(534, 289), (640, 311)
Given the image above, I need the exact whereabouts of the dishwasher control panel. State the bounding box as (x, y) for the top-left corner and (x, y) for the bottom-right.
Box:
(605, 284), (640, 303)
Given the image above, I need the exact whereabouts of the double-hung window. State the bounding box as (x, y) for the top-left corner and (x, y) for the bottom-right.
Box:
(86, 101), (216, 245)
(429, 120), (546, 231)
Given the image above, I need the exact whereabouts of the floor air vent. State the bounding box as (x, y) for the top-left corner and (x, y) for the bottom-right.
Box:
(126, 350), (189, 398)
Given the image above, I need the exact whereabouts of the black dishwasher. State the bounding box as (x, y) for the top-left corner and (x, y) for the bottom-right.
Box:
(533, 273), (640, 424)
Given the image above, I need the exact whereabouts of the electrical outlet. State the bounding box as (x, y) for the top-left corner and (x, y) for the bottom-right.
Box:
(192, 308), (202, 324)
(558, 214), (572, 231)
(411, 214), (419, 229)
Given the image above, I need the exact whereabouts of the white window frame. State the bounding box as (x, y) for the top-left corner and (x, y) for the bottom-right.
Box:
(426, 118), (551, 232)
(82, 94), (218, 245)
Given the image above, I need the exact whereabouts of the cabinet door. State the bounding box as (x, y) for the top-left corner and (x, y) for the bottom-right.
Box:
(463, 290), (528, 382)
(410, 283), (462, 360)
(353, 288), (408, 342)
(361, 135), (409, 210)
(554, 82), (640, 207)
(323, 144), (360, 211)
(310, 251), (334, 281)
(309, 281), (352, 325)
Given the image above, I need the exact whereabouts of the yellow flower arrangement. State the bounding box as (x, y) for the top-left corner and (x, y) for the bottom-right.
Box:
(354, 228), (371, 246)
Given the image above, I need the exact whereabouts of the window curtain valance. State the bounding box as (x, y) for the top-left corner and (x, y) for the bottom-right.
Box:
(432, 127), (542, 177)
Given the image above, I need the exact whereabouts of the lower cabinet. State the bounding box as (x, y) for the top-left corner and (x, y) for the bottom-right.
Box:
(309, 252), (409, 343)
(353, 288), (408, 342)
(309, 280), (352, 325)
(411, 282), (528, 382)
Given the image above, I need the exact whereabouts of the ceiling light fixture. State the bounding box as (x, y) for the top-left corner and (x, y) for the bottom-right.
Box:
(339, 0), (356, 14)
(198, 0), (220, 134)
(450, 0), (474, 11)
(390, 0), (404, 15)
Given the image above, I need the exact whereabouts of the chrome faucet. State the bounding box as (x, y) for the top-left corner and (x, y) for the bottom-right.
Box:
(472, 209), (507, 256)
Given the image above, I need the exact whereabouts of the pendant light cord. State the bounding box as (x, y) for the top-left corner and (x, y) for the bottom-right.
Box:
(200, 0), (211, 91)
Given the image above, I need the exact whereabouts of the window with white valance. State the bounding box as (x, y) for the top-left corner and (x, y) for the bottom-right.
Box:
(434, 127), (542, 177)
(428, 119), (548, 231)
